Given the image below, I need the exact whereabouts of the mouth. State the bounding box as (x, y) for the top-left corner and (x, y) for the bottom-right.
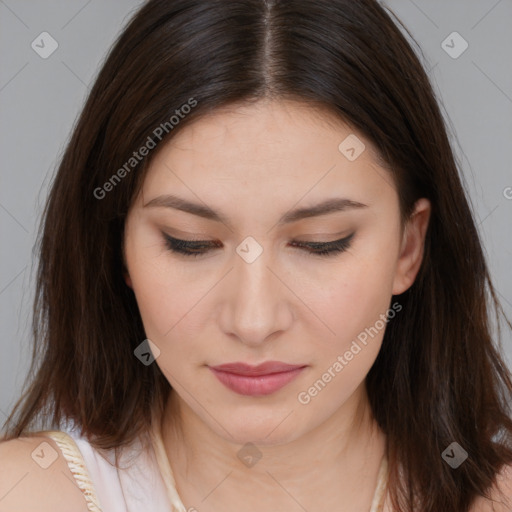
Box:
(208, 361), (307, 396)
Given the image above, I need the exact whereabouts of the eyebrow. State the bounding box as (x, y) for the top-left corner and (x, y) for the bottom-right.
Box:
(143, 194), (368, 229)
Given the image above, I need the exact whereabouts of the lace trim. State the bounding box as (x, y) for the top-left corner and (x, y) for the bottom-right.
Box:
(41, 430), (103, 512)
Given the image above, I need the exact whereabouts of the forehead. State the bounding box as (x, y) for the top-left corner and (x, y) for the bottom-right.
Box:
(158, 98), (380, 165)
(139, 99), (396, 217)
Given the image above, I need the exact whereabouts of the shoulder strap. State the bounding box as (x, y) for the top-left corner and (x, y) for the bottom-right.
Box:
(42, 430), (103, 512)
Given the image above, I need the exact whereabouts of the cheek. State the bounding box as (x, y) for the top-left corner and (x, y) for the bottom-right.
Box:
(125, 227), (193, 340)
(305, 252), (397, 346)
(126, 240), (221, 374)
(296, 260), (395, 410)
(130, 264), (200, 342)
(295, 243), (400, 403)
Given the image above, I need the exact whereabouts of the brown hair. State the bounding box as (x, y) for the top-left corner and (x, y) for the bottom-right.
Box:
(3, 0), (512, 510)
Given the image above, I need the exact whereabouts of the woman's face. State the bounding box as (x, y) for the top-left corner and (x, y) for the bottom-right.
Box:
(123, 99), (430, 445)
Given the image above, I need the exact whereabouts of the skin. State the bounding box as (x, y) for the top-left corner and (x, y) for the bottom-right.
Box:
(0, 435), (89, 512)
(122, 98), (431, 512)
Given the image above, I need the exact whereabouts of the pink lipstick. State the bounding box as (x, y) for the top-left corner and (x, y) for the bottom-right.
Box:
(209, 361), (306, 396)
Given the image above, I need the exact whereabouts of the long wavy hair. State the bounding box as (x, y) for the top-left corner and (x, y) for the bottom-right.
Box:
(3, 0), (512, 510)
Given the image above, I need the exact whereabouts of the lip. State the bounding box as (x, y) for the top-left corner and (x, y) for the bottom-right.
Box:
(209, 361), (307, 396)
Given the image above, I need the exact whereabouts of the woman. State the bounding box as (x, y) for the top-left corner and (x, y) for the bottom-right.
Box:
(1, 0), (512, 511)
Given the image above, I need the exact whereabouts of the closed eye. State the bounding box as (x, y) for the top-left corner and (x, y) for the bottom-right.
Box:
(162, 232), (355, 258)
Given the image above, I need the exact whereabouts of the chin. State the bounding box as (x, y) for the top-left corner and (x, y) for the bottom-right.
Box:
(213, 409), (307, 447)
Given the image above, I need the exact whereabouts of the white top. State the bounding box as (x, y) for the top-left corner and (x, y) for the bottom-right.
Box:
(41, 421), (388, 512)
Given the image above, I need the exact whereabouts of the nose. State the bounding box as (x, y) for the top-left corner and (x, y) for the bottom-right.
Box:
(218, 245), (294, 348)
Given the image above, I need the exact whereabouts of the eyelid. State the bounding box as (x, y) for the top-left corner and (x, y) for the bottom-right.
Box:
(161, 232), (355, 258)
(163, 233), (219, 245)
(290, 232), (354, 244)
(161, 233), (353, 245)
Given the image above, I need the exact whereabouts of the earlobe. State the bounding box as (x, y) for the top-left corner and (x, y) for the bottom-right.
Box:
(392, 198), (431, 295)
(124, 271), (133, 289)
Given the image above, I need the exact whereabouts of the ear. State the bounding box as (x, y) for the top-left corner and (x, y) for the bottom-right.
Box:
(124, 270), (133, 289)
(392, 198), (431, 295)
(121, 234), (133, 289)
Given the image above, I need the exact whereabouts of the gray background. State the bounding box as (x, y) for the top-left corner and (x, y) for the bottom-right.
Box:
(1, 0), (511, 431)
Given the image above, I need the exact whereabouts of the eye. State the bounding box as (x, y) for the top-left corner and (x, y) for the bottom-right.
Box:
(162, 232), (355, 258)
(162, 234), (222, 258)
(289, 232), (355, 257)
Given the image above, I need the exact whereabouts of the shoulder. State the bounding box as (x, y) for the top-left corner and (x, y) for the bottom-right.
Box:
(0, 433), (89, 512)
(470, 463), (512, 512)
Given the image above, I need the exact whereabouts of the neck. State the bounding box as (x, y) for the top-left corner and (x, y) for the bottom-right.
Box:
(160, 382), (387, 512)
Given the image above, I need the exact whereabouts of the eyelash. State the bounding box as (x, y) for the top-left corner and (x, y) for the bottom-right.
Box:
(162, 233), (355, 258)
